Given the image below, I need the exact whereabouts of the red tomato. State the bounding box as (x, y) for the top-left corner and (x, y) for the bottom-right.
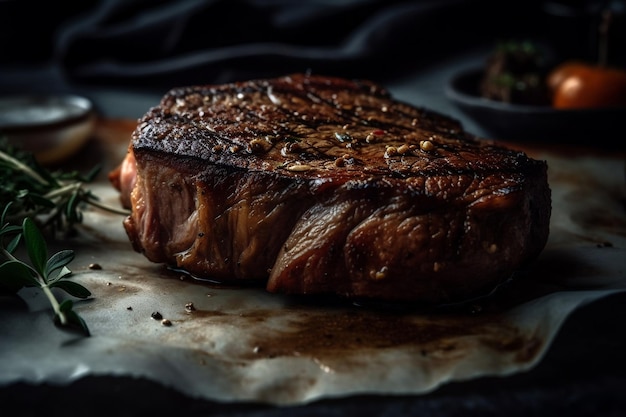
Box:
(548, 62), (626, 109)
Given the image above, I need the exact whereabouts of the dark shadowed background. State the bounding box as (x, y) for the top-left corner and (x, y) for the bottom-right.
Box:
(3, 0), (623, 91)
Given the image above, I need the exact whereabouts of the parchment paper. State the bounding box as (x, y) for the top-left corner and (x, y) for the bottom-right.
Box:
(1, 124), (624, 406)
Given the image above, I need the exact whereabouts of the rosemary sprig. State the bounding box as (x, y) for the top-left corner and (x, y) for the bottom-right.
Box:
(0, 137), (129, 336)
(0, 138), (128, 233)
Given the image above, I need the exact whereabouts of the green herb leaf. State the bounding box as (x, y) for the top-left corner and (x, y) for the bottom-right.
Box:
(1, 222), (23, 253)
(22, 217), (48, 278)
(54, 265), (72, 281)
(0, 224), (22, 236)
(18, 191), (55, 209)
(56, 301), (90, 337)
(5, 233), (22, 254)
(44, 249), (75, 281)
(65, 191), (80, 223)
(0, 260), (39, 292)
(49, 280), (91, 299)
(83, 165), (102, 182)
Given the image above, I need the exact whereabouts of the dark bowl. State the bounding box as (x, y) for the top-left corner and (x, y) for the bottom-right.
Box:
(444, 68), (624, 148)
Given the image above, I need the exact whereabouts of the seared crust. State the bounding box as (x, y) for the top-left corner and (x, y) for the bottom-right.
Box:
(133, 73), (538, 181)
(117, 73), (551, 304)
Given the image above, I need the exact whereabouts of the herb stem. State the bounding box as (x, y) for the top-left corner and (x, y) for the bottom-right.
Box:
(43, 181), (130, 216)
(43, 182), (82, 200)
(85, 196), (131, 216)
(0, 149), (50, 186)
(41, 284), (67, 325)
(0, 246), (17, 262)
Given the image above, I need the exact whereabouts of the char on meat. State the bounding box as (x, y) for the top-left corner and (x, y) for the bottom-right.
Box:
(109, 73), (551, 304)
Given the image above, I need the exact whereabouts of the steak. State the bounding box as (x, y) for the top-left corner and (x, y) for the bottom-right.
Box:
(110, 73), (551, 305)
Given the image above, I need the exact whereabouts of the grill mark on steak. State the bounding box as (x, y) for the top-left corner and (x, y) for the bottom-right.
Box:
(111, 73), (551, 305)
(147, 74), (471, 175)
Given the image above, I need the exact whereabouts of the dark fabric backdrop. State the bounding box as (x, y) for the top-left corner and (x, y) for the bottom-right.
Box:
(1, 0), (622, 89)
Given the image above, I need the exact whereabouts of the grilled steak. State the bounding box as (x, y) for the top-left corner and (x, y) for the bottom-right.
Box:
(110, 73), (551, 304)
